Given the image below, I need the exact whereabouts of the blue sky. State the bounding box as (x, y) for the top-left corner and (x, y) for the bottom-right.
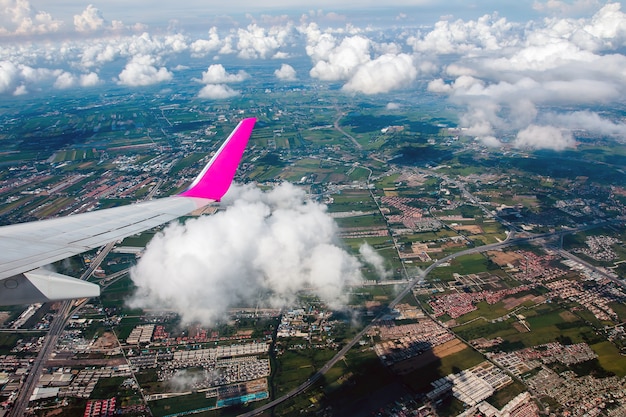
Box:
(3, 0), (626, 150)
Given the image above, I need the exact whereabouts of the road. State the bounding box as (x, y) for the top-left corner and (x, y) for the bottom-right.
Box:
(554, 247), (625, 290)
(333, 113), (362, 151)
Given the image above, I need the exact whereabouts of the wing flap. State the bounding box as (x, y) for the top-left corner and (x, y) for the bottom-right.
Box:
(0, 268), (100, 306)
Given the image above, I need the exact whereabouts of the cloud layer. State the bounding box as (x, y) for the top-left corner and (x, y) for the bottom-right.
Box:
(128, 183), (372, 325)
(4, 1), (626, 149)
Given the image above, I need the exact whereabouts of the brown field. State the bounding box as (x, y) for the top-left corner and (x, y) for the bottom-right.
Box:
(92, 331), (118, 350)
(451, 224), (483, 234)
(390, 339), (467, 375)
(487, 250), (524, 266)
(559, 310), (578, 322)
(512, 322), (530, 333)
(433, 339), (467, 358)
(502, 294), (544, 310)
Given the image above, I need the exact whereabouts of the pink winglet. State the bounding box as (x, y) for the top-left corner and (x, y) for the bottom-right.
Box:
(179, 117), (256, 200)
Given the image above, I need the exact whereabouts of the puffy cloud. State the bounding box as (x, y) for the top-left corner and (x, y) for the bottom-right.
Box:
(52, 71), (75, 89)
(309, 35), (371, 81)
(53, 71), (101, 89)
(190, 27), (223, 58)
(0, 60), (20, 94)
(79, 71), (100, 86)
(80, 43), (120, 68)
(303, 23), (418, 94)
(164, 33), (188, 53)
(424, 5), (626, 149)
(543, 110), (626, 139)
(407, 13), (518, 54)
(196, 64), (246, 98)
(236, 23), (292, 59)
(197, 84), (238, 99)
(116, 55), (173, 86)
(0, 61), (100, 95)
(513, 124), (575, 150)
(199, 64), (248, 84)
(128, 183), (363, 325)
(302, 22), (336, 62)
(274, 63), (296, 81)
(0, 0), (62, 36)
(342, 53), (417, 94)
(73, 4), (105, 33)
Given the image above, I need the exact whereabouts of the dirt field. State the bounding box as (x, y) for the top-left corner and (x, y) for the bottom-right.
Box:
(512, 322), (530, 333)
(502, 294), (535, 310)
(451, 224), (483, 234)
(92, 331), (118, 350)
(390, 339), (467, 375)
(559, 310), (579, 322)
(432, 339), (467, 358)
(487, 250), (524, 266)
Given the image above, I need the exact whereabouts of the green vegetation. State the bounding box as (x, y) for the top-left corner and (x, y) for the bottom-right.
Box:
(591, 341), (626, 377)
(486, 380), (527, 409)
(272, 348), (336, 396)
(150, 392), (218, 417)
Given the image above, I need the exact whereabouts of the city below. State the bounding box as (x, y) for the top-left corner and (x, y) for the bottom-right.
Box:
(0, 86), (624, 417)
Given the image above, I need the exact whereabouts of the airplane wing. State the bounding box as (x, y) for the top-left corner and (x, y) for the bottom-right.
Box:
(0, 117), (256, 305)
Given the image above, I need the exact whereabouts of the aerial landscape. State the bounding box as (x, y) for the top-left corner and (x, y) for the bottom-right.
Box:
(1, 0), (626, 416)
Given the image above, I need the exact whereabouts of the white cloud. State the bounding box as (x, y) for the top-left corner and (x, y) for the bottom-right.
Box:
(236, 23), (292, 59)
(0, 60), (20, 94)
(73, 4), (105, 32)
(274, 63), (296, 81)
(301, 22), (336, 62)
(164, 33), (188, 53)
(0, 61), (99, 95)
(53, 71), (100, 89)
(197, 84), (239, 99)
(0, 0), (62, 36)
(543, 110), (626, 139)
(513, 124), (575, 150)
(116, 55), (172, 86)
(128, 183), (362, 325)
(53, 71), (75, 89)
(422, 4), (626, 148)
(190, 27), (223, 58)
(386, 102), (401, 110)
(79, 71), (100, 86)
(199, 64), (248, 84)
(342, 53), (417, 94)
(359, 243), (390, 279)
(407, 13), (518, 54)
(309, 35), (371, 81)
